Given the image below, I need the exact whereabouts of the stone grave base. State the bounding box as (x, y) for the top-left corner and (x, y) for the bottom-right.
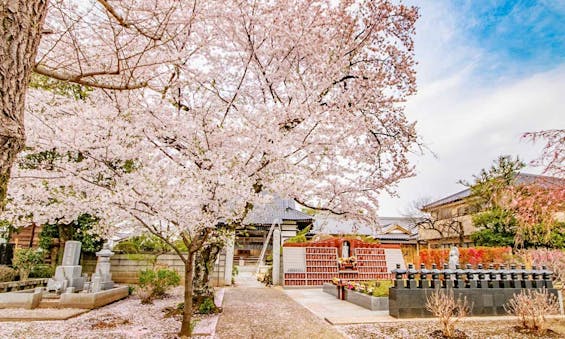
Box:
(0, 308), (88, 321)
(57, 286), (128, 309)
(0, 286), (129, 310)
(0, 289), (42, 309)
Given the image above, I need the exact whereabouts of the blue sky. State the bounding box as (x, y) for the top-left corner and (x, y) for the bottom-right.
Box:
(378, 0), (565, 216)
(451, 0), (564, 77)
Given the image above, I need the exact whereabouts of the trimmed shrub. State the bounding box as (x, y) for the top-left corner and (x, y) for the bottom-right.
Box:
(12, 248), (44, 281)
(138, 267), (180, 304)
(30, 264), (55, 278)
(0, 265), (17, 282)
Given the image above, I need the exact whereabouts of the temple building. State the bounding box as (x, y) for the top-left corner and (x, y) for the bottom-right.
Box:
(235, 197), (313, 263)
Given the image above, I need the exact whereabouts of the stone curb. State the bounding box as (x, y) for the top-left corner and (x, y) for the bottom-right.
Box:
(192, 288), (225, 336)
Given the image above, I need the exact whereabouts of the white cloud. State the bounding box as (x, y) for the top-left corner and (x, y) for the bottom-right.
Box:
(378, 1), (565, 217)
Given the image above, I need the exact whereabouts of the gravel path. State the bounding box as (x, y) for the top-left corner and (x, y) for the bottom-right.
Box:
(215, 287), (345, 339)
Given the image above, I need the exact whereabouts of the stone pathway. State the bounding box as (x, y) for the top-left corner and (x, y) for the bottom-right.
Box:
(234, 265), (263, 288)
(284, 288), (390, 325)
(215, 287), (345, 339)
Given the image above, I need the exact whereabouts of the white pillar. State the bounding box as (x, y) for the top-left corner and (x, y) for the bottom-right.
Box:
(224, 235), (235, 285)
(272, 228), (281, 285)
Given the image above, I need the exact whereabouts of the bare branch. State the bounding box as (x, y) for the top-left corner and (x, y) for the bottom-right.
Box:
(33, 64), (147, 90)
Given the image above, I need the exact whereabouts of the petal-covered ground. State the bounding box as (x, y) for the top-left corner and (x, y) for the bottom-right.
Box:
(338, 318), (565, 339)
(0, 287), (212, 339)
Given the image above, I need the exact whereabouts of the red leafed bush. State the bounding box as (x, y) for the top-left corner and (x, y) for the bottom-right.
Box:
(419, 247), (512, 267)
(419, 248), (449, 267)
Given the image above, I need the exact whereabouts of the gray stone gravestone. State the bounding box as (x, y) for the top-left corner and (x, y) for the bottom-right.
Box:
(47, 241), (85, 293)
(62, 241), (81, 266)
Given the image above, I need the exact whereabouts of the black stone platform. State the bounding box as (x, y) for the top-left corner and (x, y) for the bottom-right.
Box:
(388, 263), (559, 318)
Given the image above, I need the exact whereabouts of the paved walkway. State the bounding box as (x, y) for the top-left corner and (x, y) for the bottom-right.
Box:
(284, 288), (390, 325)
(215, 287), (345, 339)
(284, 288), (565, 325)
(234, 265), (263, 288)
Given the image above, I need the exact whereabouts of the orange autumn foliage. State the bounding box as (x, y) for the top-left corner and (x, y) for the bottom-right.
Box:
(419, 247), (513, 267)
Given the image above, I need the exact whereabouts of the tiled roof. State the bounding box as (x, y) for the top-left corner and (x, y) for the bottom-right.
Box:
(421, 188), (470, 210)
(373, 233), (418, 241)
(422, 173), (564, 210)
(244, 197), (313, 225)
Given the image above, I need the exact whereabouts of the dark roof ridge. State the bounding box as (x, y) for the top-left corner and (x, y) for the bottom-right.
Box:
(422, 171), (563, 210)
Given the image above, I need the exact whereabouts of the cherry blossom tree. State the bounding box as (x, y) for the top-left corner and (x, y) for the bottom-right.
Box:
(5, 1), (419, 336)
(510, 130), (565, 243)
(0, 0), (196, 209)
(522, 129), (565, 178)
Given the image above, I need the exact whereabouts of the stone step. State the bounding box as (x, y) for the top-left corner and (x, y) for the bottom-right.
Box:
(37, 299), (61, 309)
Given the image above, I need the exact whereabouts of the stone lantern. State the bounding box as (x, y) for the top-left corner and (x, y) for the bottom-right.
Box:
(91, 243), (115, 292)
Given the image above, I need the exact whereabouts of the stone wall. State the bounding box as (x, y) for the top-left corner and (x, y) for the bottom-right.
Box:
(81, 251), (229, 286)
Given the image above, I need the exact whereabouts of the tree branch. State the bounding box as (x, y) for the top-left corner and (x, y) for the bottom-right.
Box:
(33, 64), (147, 90)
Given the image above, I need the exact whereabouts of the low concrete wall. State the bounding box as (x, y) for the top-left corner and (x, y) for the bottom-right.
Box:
(59, 286), (129, 309)
(322, 283), (338, 297)
(347, 289), (388, 311)
(0, 290), (42, 309)
(82, 252), (228, 286)
(322, 283), (388, 311)
(0, 279), (48, 293)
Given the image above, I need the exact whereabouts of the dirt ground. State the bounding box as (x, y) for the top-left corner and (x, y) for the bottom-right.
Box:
(339, 317), (565, 339)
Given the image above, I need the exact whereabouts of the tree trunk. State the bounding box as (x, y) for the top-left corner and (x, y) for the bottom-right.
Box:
(180, 251), (195, 338)
(458, 222), (465, 247)
(0, 0), (49, 210)
(192, 240), (222, 308)
(56, 224), (65, 265)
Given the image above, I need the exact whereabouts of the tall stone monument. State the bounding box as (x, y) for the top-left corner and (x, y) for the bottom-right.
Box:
(91, 243), (115, 292)
(47, 241), (85, 292)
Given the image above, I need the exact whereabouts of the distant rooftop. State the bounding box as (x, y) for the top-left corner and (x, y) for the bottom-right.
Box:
(312, 215), (419, 241)
(422, 173), (564, 210)
(244, 196), (313, 225)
